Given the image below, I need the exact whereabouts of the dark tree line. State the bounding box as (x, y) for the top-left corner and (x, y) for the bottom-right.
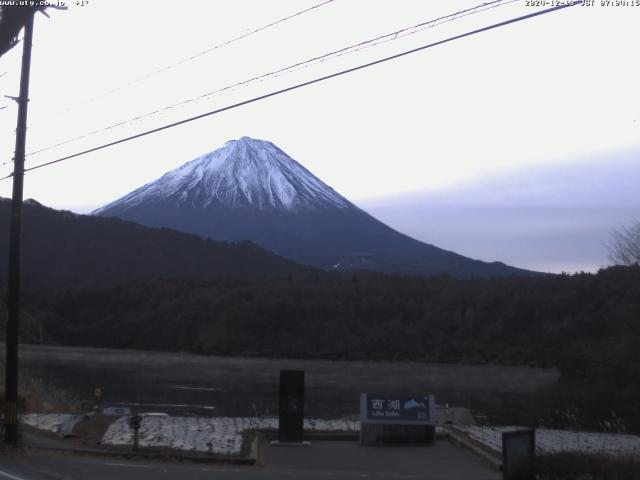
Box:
(13, 266), (639, 365)
(3, 265), (639, 430)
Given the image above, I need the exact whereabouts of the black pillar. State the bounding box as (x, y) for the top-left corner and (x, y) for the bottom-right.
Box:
(278, 370), (304, 442)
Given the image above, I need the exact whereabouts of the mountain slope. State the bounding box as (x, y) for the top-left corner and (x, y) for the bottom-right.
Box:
(0, 198), (310, 289)
(94, 137), (538, 278)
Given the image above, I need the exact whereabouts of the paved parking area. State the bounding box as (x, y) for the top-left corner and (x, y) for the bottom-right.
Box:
(266, 440), (500, 479)
(0, 439), (499, 480)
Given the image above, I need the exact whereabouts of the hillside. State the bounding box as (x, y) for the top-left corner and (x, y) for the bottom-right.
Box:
(0, 198), (311, 289)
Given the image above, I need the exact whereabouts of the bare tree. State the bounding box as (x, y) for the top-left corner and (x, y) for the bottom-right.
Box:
(608, 221), (640, 266)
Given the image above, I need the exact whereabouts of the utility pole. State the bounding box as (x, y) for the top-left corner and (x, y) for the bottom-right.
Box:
(4, 11), (34, 447)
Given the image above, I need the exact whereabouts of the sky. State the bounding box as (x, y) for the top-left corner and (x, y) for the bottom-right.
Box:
(0, 0), (638, 273)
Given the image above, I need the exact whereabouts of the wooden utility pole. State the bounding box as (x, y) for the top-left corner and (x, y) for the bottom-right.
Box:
(4, 11), (34, 447)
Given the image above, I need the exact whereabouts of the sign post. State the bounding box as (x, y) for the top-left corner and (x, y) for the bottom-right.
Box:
(360, 393), (436, 445)
(128, 414), (142, 451)
(94, 387), (102, 411)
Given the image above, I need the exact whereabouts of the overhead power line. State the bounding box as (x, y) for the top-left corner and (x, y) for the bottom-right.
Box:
(26, 0), (517, 158)
(48, 0), (336, 117)
(0, 1), (581, 182)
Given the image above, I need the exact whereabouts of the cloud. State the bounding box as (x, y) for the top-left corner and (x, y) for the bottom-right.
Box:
(360, 148), (640, 273)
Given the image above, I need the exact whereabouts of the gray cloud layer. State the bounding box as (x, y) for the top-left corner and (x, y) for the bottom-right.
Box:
(360, 149), (640, 273)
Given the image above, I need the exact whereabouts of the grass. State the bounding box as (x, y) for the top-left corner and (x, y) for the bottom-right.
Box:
(0, 363), (80, 414)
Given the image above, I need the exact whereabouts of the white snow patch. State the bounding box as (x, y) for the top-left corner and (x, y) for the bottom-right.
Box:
(452, 425), (640, 458)
(102, 416), (243, 455)
(21, 413), (84, 436)
(246, 417), (359, 433)
(101, 416), (359, 456)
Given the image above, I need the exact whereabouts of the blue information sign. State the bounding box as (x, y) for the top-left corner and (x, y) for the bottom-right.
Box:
(360, 393), (436, 425)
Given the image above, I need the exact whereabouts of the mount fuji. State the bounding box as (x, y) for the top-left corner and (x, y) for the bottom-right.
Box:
(93, 137), (535, 277)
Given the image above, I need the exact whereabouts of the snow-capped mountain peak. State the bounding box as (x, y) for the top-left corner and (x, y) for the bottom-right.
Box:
(93, 137), (352, 214)
(93, 136), (534, 278)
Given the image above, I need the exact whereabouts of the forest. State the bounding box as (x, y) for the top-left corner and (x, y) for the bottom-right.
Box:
(4, 264), (639, 431)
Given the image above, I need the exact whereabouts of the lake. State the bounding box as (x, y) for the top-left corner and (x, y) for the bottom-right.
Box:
(16, 344), (559, 424)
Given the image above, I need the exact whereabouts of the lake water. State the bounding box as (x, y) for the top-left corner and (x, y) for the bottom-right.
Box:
(17, 344), (559, 424)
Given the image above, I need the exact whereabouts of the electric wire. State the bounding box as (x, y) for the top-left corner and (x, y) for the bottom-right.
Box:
(25, 0), (517, 158)
(48, 0), (336, 117)
(0, 2), (581, 182)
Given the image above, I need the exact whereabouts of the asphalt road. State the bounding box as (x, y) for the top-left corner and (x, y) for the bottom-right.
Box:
(0, 441), (499, 480)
